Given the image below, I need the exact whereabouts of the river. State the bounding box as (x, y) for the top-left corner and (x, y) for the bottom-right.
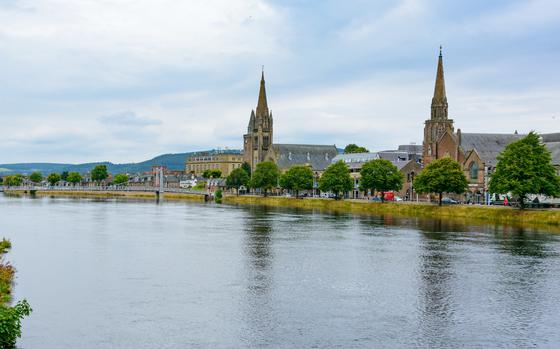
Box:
(1, 194), (560, 348)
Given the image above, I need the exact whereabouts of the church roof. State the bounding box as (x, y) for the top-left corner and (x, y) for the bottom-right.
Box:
(272, 144), (338, 171)
(460, 133), (524, 166)
(542, 133), (560, 143)
(545, 142), (560, 166)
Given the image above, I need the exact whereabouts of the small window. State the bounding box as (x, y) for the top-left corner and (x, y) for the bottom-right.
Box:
(469, 161), (479, 180)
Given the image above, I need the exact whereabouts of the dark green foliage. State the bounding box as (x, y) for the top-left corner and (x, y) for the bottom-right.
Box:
(214, 189), (223, 203)
(2, 175), (23, 187)
(47, 173), (61, 186)
(202, 169), (222, 179)
(0, 240), (11, 255)
(241, 162), (252, 176)
(250, 161), (280, 196)
(0, 300), (32, 348)
(29, 172), (43, 184)
(359, 159), (403, 202)
(60, 171), (69, 181)
(319, 161), (353, 199)
(414, 157), (468, 205)
(66, 172), (82, 185)
(91, 165), (109, 183)
(344, 144), (369, 154)
(279, 165), (314, 198)
(113, 174), (129, 185)
(0, 239), (32, 348)
(226, 168), (250, 195)
(489, 132), (560, 209)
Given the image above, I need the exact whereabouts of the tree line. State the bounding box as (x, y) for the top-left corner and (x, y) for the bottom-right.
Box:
(1, 165), (130, 187)
(227, 133), (560, 208)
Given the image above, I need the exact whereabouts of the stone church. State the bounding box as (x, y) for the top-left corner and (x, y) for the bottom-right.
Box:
(243, 72), (339, 173)
(423, 48), (560, 203)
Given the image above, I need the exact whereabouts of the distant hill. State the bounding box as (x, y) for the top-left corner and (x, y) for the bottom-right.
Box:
(0, 149), (242, 175)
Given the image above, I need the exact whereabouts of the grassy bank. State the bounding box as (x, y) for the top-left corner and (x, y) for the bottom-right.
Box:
(4, 189), (206, 202)
(223, 195), (560, 229)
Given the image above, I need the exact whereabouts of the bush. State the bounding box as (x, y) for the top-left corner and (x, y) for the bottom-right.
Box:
(214, 189), (223, 203)
(0, 300), (32, 348)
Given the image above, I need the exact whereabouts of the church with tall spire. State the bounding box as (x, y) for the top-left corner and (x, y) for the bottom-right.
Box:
(243, 70), (338, 174)
(421, 47), (560, 203)
(243, 70), (273, 169)
(422, 46), (455, 165)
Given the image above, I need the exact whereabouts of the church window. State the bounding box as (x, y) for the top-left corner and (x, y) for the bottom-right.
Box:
(469, 161), (479, 180)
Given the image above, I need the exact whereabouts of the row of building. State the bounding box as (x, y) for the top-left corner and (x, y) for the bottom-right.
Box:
(190, 47), (559, 202)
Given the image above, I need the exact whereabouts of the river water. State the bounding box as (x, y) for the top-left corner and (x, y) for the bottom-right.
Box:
(1, 194), (560, 348)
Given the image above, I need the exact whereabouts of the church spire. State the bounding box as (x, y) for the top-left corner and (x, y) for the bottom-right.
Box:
(431, 46), (448, 119)
(256, 69), (269, 117)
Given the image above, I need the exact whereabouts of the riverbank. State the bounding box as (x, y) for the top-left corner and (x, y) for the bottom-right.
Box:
(223, 195), (560, 229)
(3, 189), (206, 202)
(4, 189), (560, 230)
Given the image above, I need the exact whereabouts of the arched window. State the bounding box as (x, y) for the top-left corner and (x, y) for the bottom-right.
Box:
(469, 161), (479, 180)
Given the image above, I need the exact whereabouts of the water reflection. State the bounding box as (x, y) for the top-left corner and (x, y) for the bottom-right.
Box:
(241, 205), (276, 346)
(416, 223), (455, 347)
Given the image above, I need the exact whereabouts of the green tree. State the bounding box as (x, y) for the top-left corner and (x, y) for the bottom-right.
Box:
(489, 132), (560, 209)
(414, 157), (468, 206)
(66, 172), (82, 185)
(319, 161), (353, 199)
(47, 173), (61, 186)
(202, 169), (222, 179)
(226, 168), (250, 195)
(91, 165), (109, 184)
(279, 165), (314, 198)
(241, 162), (252, 176)
(359, 159), (403, 202)
(29, 172), (43, 184)
(344, 144), (369, 154)
(60, 171), (69, 181)
(113, 173), (129, 185)
(250, 161), (280, 196)
(2, 175), (23, 187)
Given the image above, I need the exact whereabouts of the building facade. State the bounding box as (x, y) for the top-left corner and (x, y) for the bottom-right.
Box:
(243, 71), (339, 174)
(185, 152), (244, 177)
(422, 49), (560, 203)
(243, 71), (273, 171)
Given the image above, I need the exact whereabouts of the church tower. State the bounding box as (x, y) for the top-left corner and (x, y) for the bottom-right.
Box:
(423, 47), (454, 164)
(243, 70), (273, 171)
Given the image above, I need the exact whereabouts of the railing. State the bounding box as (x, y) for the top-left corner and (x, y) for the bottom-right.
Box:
(1, 185), (207, 195)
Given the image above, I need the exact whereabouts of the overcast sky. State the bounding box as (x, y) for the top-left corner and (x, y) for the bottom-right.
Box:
(1, 0), (559, 164)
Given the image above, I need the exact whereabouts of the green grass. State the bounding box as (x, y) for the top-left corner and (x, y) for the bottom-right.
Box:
(223, 196), (560, 231)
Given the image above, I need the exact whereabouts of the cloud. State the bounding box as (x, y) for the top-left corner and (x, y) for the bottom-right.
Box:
(0, 0), (559, 164)
(99, 111), (161, 127)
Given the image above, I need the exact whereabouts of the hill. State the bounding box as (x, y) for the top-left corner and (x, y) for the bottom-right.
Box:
(0, 149), (242, 175)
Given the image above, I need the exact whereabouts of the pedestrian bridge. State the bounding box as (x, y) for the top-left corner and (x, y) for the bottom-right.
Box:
(0, 185), (210, 197)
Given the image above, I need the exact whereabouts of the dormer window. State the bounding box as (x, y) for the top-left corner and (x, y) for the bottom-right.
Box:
(325, 153), (330, 161)
(288, 152), (292, 161)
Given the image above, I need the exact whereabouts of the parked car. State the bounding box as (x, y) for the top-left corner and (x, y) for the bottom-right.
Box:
(441, 197), (459, 205)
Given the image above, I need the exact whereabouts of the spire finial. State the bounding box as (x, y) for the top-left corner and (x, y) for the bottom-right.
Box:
(439, 45), (443, 57)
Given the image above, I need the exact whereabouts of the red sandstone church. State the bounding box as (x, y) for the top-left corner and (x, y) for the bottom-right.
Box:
(423, 48), (560, 203)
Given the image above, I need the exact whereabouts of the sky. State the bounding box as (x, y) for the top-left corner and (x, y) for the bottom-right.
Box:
(0, 0), (559, 164)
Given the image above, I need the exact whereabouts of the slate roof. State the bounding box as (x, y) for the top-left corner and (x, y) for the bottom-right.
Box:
(545, 142), (560, 166)
(542, 133), (560, 143)
(460, 133), (524, 166)
(331, 153), (416, 171)
(332, 153), (380, 170)
(272, 144), (338, 171)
